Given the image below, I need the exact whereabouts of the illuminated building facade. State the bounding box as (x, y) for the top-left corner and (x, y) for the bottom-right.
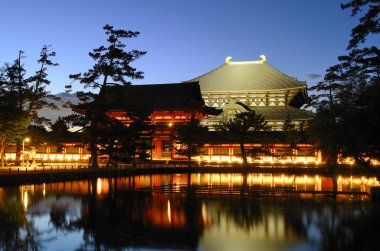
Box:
(187, 55), (314, 130)
(69, 56), (320, 163)
(62, 55), (332, 164)
(73, 82), (220, 160)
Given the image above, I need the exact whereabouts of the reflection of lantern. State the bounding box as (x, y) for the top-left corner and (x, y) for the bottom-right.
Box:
(202, 202), (207, 223)
(23, 191), (28, 210)
(97, 178), (102, 195)
(167, 200), (171, 224)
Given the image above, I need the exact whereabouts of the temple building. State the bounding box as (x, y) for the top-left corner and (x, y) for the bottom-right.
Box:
(73, 82), (220, 160)
(69, 56), (320, 164)
(188, 55), (314, 130)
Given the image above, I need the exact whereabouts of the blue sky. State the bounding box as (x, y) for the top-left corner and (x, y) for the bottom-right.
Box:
(0, 0), (359, 94)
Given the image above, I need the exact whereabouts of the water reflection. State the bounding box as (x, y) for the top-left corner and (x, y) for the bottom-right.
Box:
(0, 173), (379, 250)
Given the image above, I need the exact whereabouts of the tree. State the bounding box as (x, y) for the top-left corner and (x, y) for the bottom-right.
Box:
(217, 111), (269, 166)
(341, 0), (379, 49)
(171, 114), (209, 166)
(0, 46), (59, 166)
(96, 106), (153, 167)
(0, 97), (29, 167)
(282, 114), (301, 160)
(67, 24), (146, 168)
(308, 1), (379, 167)
(46, 116), (73, 153)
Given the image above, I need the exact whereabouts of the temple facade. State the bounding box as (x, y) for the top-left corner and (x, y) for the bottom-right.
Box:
(73, 82), (220, 160)
(187, 56), (314, 131)
(70, 56), (322, 164)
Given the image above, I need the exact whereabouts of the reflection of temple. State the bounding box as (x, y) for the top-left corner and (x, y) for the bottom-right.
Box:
(2, 174), (375, 250)
(18, 174), (375, 205)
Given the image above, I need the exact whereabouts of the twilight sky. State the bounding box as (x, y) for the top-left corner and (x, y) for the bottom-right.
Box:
(0, 0), (360, 94)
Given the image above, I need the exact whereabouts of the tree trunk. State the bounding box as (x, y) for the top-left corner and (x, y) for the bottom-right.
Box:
(89, 124), (99, 169)
(240, 172), (248, 196)
(15, 141), (22, 166)
(0, 141), (5, 168)
(240, 139), (248, 166)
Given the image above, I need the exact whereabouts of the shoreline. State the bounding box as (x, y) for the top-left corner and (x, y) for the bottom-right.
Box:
(0, 164), (378, 187)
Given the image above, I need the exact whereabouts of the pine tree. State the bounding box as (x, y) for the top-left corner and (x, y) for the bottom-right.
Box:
(217, 111), (269, 166)
(68, 25), (146, 168)
(171, 114), (209, 166)
(308, 1), (379, 166)
(0, 46), (59, 166)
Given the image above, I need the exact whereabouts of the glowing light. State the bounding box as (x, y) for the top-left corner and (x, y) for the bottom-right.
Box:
(167, 200), (171, 224)
(23, 191), (28, 210)
(202, 202), (207, 223)
(168, 122), (173, 127)
(97, 178), (102, 195)
(43, 183), (46, 197)
(260, 54), (267, 63)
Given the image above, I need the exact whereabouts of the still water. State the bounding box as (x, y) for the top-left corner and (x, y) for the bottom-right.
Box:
(0, 173), (379, 251)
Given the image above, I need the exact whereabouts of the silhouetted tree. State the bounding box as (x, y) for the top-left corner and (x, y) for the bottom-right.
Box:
(308, 1), (379, 167)
(96, 107), (153, 166)
(0, 46), (59, 166)
(217, 111), (269, 166)
(67, 24), (146, 168)
(171, 114), (208, 166)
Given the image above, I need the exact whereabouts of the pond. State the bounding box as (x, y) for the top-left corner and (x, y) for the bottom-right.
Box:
(0, 173), (379, 251)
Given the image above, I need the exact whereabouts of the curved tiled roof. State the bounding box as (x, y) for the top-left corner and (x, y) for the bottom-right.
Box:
(73, 82), (221, 115)
(187, 61), (306, 92)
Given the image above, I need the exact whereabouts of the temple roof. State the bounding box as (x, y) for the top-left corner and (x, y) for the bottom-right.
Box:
(73, 82), (221, 115)
(252, 106), (314, 121)
(215, 102), (314, 122)
(187, 60), (307, 92)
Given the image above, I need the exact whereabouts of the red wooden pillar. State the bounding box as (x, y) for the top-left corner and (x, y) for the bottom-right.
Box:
(155, 139), (162, 159)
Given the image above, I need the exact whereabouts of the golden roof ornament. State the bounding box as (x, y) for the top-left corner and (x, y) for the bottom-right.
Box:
(260, 55), (267, 63)
(225, 56), (232, 64)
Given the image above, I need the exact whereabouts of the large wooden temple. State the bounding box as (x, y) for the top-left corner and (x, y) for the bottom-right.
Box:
(187, 55), (314, 130)
(71, 56), (320, 164)
(73, 82), (221, 160)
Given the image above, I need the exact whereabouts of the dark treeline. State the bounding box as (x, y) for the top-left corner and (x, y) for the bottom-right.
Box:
(307, 0), (380, 167)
